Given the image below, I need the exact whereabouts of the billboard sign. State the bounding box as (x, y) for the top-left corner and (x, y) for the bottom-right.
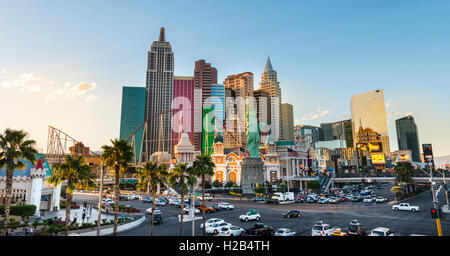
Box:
(422, 144), (434, 166)
(370, 153), (386, 165)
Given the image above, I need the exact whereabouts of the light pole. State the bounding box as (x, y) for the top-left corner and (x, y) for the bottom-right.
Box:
(96, 162), (104, 236)
(191, 186), (195, 236)
(428, 159), (443, 236)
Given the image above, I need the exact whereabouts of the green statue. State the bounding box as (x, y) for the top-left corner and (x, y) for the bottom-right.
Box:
(245, 96), (260, 158)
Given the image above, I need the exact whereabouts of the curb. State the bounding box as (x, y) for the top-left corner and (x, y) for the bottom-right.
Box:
(68, 215), (145, 236)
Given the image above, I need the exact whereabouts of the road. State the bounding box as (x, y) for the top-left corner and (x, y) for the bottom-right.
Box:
(73, 184), (450, 236)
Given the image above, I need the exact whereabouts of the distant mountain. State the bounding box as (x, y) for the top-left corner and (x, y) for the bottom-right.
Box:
(435, 155), (450, 168)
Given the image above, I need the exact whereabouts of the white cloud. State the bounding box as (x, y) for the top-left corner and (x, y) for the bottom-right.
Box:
(86, 95), (99, 103)
(45, 82), (98, 102)
(300, 108), (333, 121)
(1, 73), (54, 92)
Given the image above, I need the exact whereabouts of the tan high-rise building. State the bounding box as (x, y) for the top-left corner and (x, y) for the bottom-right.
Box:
(259, 57), (281, 140)
(350, 89), (390, 157)
(223, 72), (254, 148)
(281, 103), (294, 141)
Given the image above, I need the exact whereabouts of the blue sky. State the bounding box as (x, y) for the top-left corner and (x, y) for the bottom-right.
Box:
(1, 0), (449, 156)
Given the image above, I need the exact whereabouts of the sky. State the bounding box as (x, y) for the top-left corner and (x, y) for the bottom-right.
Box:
(1, 0), (449, 156)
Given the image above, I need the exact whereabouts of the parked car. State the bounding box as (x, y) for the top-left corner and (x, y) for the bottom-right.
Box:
(206, 222), (231, 235)
(274, 228), (296, 236)
(239, 210), (261, 222)
(252, 197), (266, 202)
(265, 198), (279, 205)
(210, 205), (221, 212)
(183, 207), (200, 215)
(351, 196), (361, 202)
(196, 194), (213, 201)
(375, 197), (387, 203)
(347, 220), (366, 236)
(281, 210), (302, 218)
(218, 202), (234, 210)
(328, 197), (338, 204)
(200, 218), (225, 229)
(218, 226), (244, 236)
(392, 203), (419, 212)
(307, 197), (317, 203)
(318, 198), (328, 204)
(369, 227), (394, 236)
(102, 199), (114, 205)
(331, 228), (347, 236)
(295, 195), (305, 203)
(363, 197), (374, 203)
(244, 223), (274, 236)
(197, 205), (215, 213)
(311, 222), (333, 236)
(154, 199), (167, 206)
(145, 207), (161, 215)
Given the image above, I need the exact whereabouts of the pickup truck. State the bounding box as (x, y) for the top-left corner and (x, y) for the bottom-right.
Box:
(244, 223), (274, 236)
(392, 203), (420, 212)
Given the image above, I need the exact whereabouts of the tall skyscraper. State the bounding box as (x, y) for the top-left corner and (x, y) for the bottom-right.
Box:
(320, 119), (353, 147)
(203, 84), (225, 134)
(281, 103), (294, 141)
(223, 72), (254, 148)
(119, 86), (146, 162)
(254, 89), (271, 143)
(259, 57), (281, 141)
(294, 125), (321, 149)
(144, 27), (174, 158)
(350, 89), (390, 157)
(194, 60), (218, 152)
(172, 76), (194, 154)
(396, 115), (421, 162)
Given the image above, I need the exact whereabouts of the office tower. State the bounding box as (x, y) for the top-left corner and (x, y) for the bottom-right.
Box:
(193, 60), (218, 151)
(119, 86), (146, 162)
(396, 115), (421, 162)
(281, 103), (294, 141)
(172, 76), (194, 154)
(350, 89), (390, 157)
(259, 57), (282, 141)
(294, 125), (321, 149)
(203, 84), (225, 134)
(143, 27), (174, 159)
(223, 72), (254, 148)
(320, 119), (353, 148)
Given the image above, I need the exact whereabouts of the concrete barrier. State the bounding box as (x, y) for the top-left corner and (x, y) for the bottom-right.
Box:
(69, 215), (145, 236)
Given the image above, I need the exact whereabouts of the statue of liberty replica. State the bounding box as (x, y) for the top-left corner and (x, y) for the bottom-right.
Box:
(241, 97), (265, 194)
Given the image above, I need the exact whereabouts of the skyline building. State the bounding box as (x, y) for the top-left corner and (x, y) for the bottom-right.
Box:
(281, 103), (294, 141)
(223, 72), (254, 148)
(320, 119), (353, 148)
(294, 125), (321, 149)
(203, 84), (225, 134)
(259, 57), (282, 141)
(396, 115), (421, 162)
(143, 27), (175, 158)
(172, 76), (195, 154)
(350, 89), (390, 157)
(194, 59), (218, 152)
(119, 86), (146, 162)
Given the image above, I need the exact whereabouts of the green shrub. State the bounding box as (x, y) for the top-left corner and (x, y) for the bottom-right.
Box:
(0, 205), (37, 217)
(102, 219), (107, 224)
(32, 221), (39, 229)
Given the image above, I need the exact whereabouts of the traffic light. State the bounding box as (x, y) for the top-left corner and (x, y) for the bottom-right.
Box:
(431, 208), (438, 218)
(431, 208), (443, 218)
(359, 168), (363, 172)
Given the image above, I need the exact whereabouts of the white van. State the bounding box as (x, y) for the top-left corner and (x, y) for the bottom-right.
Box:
(272, 192), (294, 201)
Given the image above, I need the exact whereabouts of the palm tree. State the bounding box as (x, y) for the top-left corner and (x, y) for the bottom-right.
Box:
(47, 155), (95, 236)
(0, 128), (37, 236)
(101, 139), (133, 236)
(168, 163), (197, 236)
(136, 161), (168, 236)
(192, 153), (215, 236)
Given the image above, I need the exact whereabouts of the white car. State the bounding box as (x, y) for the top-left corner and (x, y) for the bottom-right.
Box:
(369, 227), (394, 236)
(206, 222), (231, 235)
(196, 195), (213, 201)
(392, 203), (419, 212)
(363, 197), (374, 203)
(274, 228), (296, 236)
(312, 223), (333, 236)
(375, 197), (387, 203)
(328, 197), (338, 204)
(200, 218), (225, 229)
(102, 199), (114, 205)
(218, 202), (234, 210)
(154, 199), (167, 206)
(239, 210), (261, 222)
(169, 198), (180, 205)
(183, 207), (200, 215)
(218, 226), (244, 236)
(146, 207), (161, 215)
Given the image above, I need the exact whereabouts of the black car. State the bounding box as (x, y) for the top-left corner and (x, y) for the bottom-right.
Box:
(347, 223), (365, 236)
(244, 223), (274, 236)
(153, 213), (163, 225)
(265, 198), (279, 205)
(281, 210), (302, 218)
(210, 205), (221, 212)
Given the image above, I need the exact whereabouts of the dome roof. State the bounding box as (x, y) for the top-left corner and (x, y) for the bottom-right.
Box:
(149, 151), (172, 163)
(214, 134), (224, 143)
